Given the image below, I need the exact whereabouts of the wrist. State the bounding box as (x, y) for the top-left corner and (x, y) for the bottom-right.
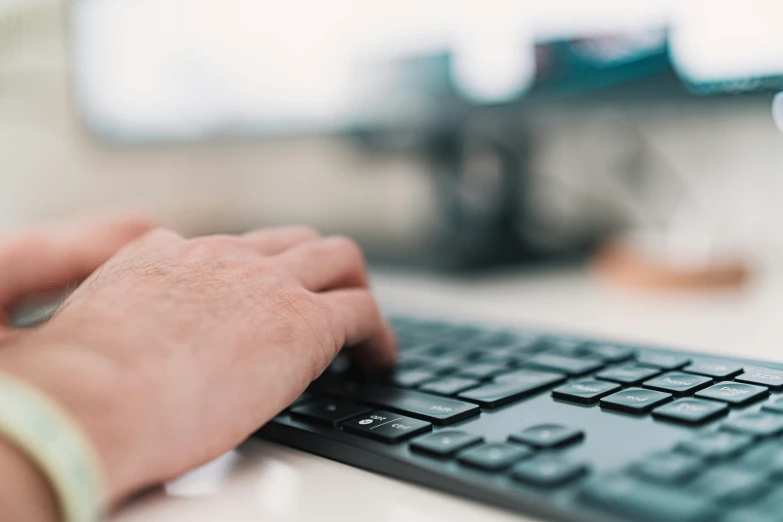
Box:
(0, 435), (59, 522)
(0, 336), (148, 504)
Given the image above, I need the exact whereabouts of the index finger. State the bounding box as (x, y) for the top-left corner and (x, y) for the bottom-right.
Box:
(320, 288), (397, 369)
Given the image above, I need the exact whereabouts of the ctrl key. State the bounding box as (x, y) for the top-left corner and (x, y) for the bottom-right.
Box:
(342, 411), (431, 443)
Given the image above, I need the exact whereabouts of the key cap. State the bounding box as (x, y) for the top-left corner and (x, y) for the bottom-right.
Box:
(600, 388), (672, 414)
(695, 381), (769, 406)
(410, 430), (483, 457)
(596, 365), (661, 385)
(691, 465), (769, 504)
(683, 359), (743, 379)
(552, 380), (621, 404)
(395, 355), (434, 371)
(677, 431), (753, 460)
(579, 474), (716, 522)
(420, 358), (464, 375)
(652, 398), (728, 425)
(456, 443), (533, 471)
(508, 424), (584, 449)
(522, 354), (604, 376)
(455, 362), (512, 380)
(511, 456), (587, 488)
(459, 372), (565, 408)
(542, 339), (589, 357)
(637, 353), (691, 370)
(744, 488), (783, 519)
(474, 352), (525, 366)
(478, 330), (521, 348)
(585, 343), (635, 363)
(643, 372), (712, 396)
(391, 369), (439, 388)
(495, 369), (567, 386)
(290, 399), (372, 425)
(342, 411), (431, 442)
(418, 377), (481, 396)
(722, 410), (783, 437)
(741, 441), (783, 478)
(761, 395), (783, 414)
(736, 366), (783, 391)
(355, 385), (480, 425)
(629, 452), (704, 484)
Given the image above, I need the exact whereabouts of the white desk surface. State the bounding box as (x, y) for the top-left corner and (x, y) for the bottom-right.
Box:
(110, 265), (783, 522)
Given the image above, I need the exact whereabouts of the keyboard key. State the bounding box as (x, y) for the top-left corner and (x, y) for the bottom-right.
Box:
(652, 398), (728, 425)
(457, 443), (533, 471)
(586, 343), (635, 363)
(642, 372), (712, 396)
(395, 354), (434, 371)
(579, 474), (716, 522)
(494, 369), (567, 387)
(691, 465), (769, 504)
(762, 395), (783, 414)
(455, 362), (512, 380)
(420, 358), (463, 375)
(392, 369), (439, 388)
(410, 430), (483, 457)
(522, 354), (604, 376)
(508, 425), (584, 449)
(741, 441), (783, 478)
(695, 381), (769, 406)
(596, 365), (661, 385)
(459, 372), (565, 408)
(637, 353), (691, 370)
(476, 330), (520, 348)
(474, 352), (526, 366)
(511, 456), (587, 488)
(290, 399), (371, 425)
(542, 339), (589, 357)
(418, 377), (481, 396)
(629, 452), (704, 484)
(683, 359), (743, 379)
(736, 366), (783, 390)
(677, 431), (753, 460)
(343, 411), (431, 442)
(600, 388), (672, 414)
(552, 380), (621, 404)
(722, 410), (783, 437)
(356, 386), (480, 425)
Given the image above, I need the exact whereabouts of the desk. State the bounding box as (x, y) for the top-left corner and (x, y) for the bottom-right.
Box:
(111, 265), (783, 522)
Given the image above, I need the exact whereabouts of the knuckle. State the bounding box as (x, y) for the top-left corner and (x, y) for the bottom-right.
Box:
(328, 236), (365, 266)
(284, 226), (320, 243)
(141, 227), (181, 244)
(185, 235), (239, 258)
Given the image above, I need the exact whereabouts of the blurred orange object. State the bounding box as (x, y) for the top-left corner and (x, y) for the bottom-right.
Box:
(592, 241), (752, 290)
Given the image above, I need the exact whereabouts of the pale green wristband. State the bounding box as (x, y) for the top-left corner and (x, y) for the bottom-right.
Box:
(0, 373), (106, 522)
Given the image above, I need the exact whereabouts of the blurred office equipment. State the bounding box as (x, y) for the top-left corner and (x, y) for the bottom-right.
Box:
(2, 1), (783, 274)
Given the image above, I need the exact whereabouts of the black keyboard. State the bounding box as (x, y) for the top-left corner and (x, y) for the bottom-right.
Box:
(257, 317), (783, 522)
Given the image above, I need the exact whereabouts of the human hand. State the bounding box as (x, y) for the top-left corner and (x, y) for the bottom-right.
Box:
(0, 213), (154, 340)
(0, 226), (396, 505)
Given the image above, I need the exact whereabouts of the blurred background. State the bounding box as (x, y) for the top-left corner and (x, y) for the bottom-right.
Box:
(2, 0), (783, 287)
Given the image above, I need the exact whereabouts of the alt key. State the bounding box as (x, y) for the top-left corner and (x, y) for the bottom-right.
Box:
(342, 411), (431, 443)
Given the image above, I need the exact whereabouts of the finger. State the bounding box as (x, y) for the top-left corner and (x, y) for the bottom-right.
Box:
(0, 212), (155, 306)
(274, 236), (368, 292)
(321, 288), (396, 369)
(240, 226), (320, 256)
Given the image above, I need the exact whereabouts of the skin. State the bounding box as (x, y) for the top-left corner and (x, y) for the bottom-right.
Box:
(0, 214), (396, 521)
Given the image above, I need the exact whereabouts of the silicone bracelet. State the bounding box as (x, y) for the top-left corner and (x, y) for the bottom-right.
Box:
(0, 373), (105, 522)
